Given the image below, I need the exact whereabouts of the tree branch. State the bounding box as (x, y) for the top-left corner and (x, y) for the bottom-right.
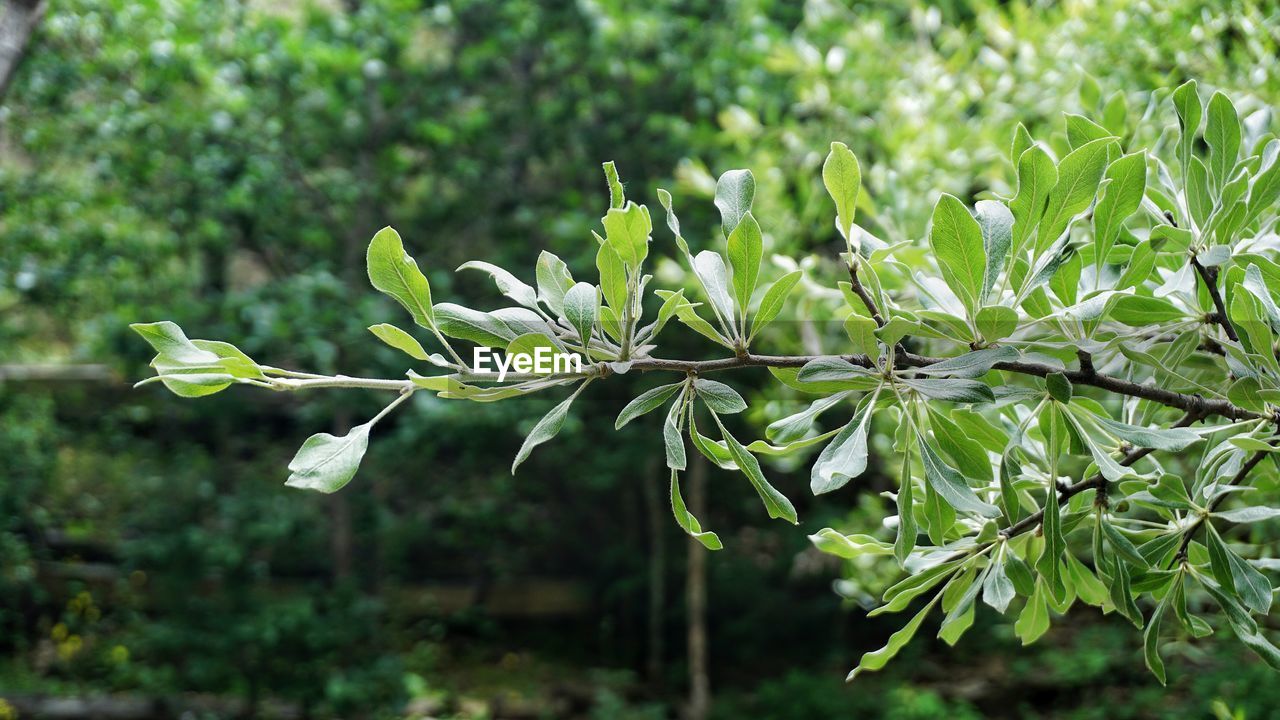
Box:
(268, 375), (414, 392)
(1173, 448), (1270, 563)
(628, 351), (1264, 422)
(847, 260), (886, 327)
(933, 413), (1206, 564)
(260, 342), (1265, 426)
(1191, 255), (1240, 343)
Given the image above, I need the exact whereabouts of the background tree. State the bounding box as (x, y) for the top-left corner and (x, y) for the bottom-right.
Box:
(5, 1), (1280, 719)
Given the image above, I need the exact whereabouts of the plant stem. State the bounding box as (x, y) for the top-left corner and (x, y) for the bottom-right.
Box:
(847, 256), (886, 327)
(1191, 254), (1240, 343)
(270, 375), (415, 392)
(627, 351), (1265, 422)
(1172, 448), (1270, 564)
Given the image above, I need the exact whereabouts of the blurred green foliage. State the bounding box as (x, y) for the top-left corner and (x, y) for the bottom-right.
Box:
(3, 0), (1278, 717)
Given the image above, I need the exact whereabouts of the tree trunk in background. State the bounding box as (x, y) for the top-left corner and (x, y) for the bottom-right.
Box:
(0, 0), (44, 100)
(643, 457), (665, 687)
(685, 456), (710, 720)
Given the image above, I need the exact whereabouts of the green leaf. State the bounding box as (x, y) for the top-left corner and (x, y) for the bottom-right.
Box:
(673, 302), (732, 347)
(1106, 553), (1144, 628)
(975, 200), (1013, 301)
(368, 323), (434, 362)
(457, 261), (539, 309)
(646, 288), (691, 340)
(1065, 113), (1111, 149)
(1207, 523), (1272, 614)
(1206, 91), (1241, 188)
(999, 453), (1023, 524)
(1009, 145), (1058, 258)
(616, 382), (684, 429)
(848, 595), (939, 680)
(767, 391), (851, 443)
(1037, 482), (1066, 600)
(671, 470), (721, 550)
(1245, 139), (1280, 227)
(188, 340), (264, 382)
(1064, 551), (1110, 607)
(939, 570), (982, 646)
(1170, 575), (1212, 637)
(1006, 550), (1037, 597)
(876, 560), (962, 615)
(912, 347), (1017, 378)
(1233, 290), (1280, 376)
(687, 411), (731, 470)
(601, 201), (651, 270)
(918, 435), (1001, 518)
(1091, 415), (1202, 451)
(1173, 80), (1202, 181)
(132, 321), (220, 365)
(1228, 376), (1267, 414)
(1102, 91), (1130, 131)
(664, 391), (688, 470)
(694, 378), (747, 414)
(811, 391), (879, 494)
(901, 378), (995, 404)
(535, 251), (575, 317)
(809, 528), (893, 559)
(1215, 507), (1280, 524)
(1037, 137), (1114, 254)
(983, 549), (1017, 614)
(750, 270), (803, 339)
(926, 407), (990, 482)
(747, 428), (841, 457)
(595, 237), (628, 312)
(656, 188), (687, 249)
(1046, 372), (1072, 403)
(823, 141), (862, 243)
(976, 305), (1018, 342)
(504, 332), (564, 367)
(434, 303), (517, 348)
(1243, 263), (1280, 328)
(1117, 240), (1157, 289)
(692, 250), (736, 332)
(367, 226), (435, 328)
(1014, 580), (1051, 645)
(929, 193), (987, 315)
(727, 212), (763, 317)
(1148, 224), (1194, 253)
(602, 160), (625, 209)
(1010, 123), (1033, 166)
(1062, 408), (1138, 482)
(895, 452), (917, 565)
(714, 168), (756, 237)
(511, 385), (585, 473)
(285, 422), (373, 493)
(843, 315), (879, 359)
(563, 282), (599, 344)
(1093, 151), (1147, 273)
(797, 357), (877, 384)
(1200, 575), (1280, 672)
(1144, 587), (1171, 685)
(715, 416), (798, 524)
(1108, 295), (1185, 325)
(1187, 157), (1213, 228)
(1102, 520), (1150, 569)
